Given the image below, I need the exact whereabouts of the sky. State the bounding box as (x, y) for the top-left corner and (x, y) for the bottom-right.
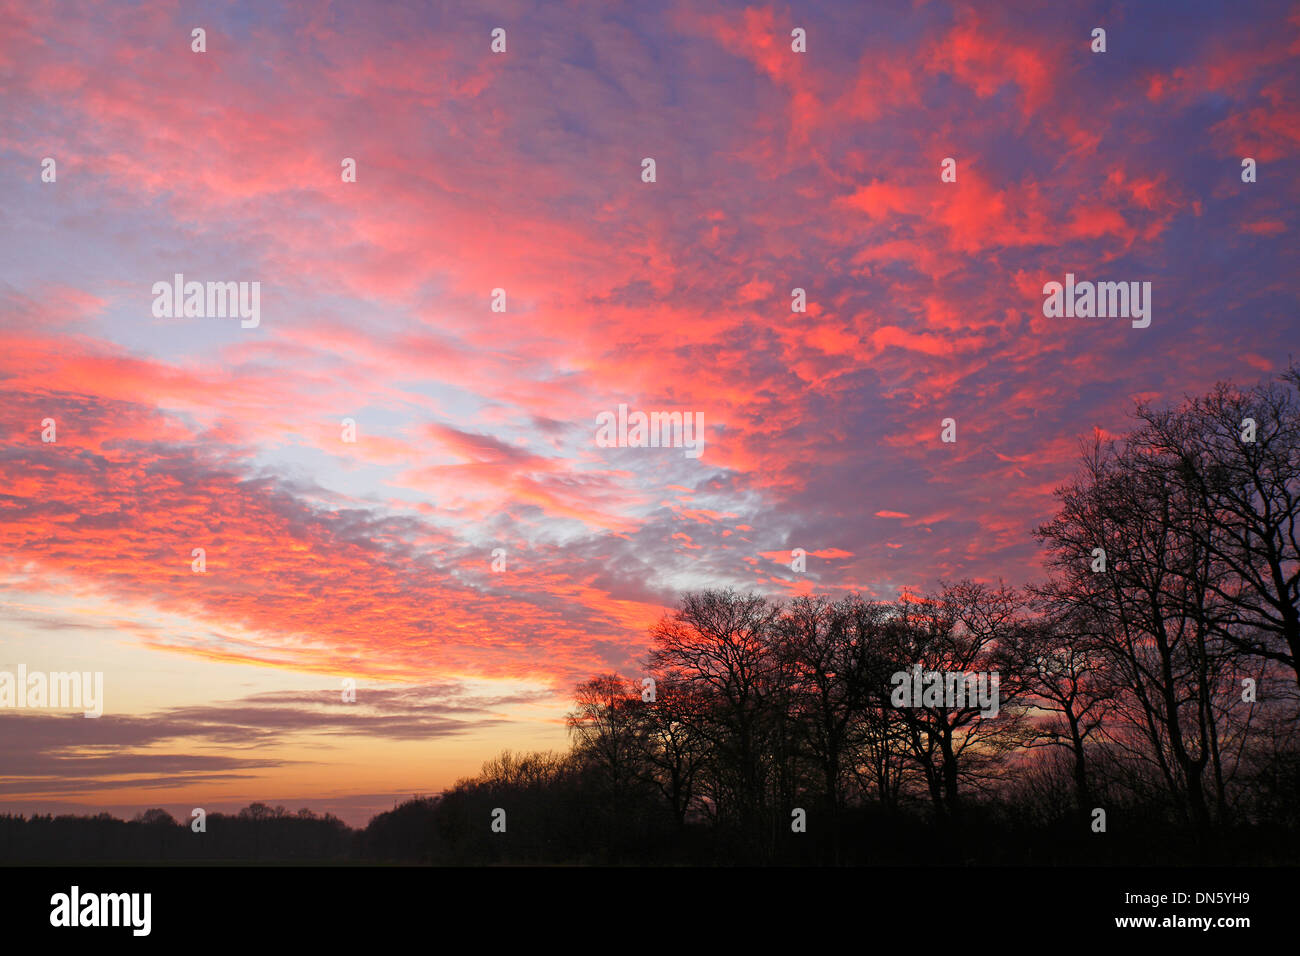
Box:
(0, 0), (1296, 827)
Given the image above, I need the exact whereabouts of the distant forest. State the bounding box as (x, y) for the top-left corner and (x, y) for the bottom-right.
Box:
(4, 366), (1298, 865)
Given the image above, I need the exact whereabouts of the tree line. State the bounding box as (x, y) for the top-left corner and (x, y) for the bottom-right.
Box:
(3, 366), (1297, 865)
(435, 364), (1300, 863)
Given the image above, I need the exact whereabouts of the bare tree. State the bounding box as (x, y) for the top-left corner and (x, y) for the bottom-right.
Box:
(648, 589), (780, 835)
(636, 672), (710, 826)
(565, 673), (646, 802)
(1035, 433), (1236, 832)
(1000, 606), (1113, 818)
(882, 582), (1034, 820)
(1130, 365), (1300, 685)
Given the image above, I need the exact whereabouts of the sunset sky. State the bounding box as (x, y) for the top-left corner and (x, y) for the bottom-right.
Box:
(1, 0), (1296, 826)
